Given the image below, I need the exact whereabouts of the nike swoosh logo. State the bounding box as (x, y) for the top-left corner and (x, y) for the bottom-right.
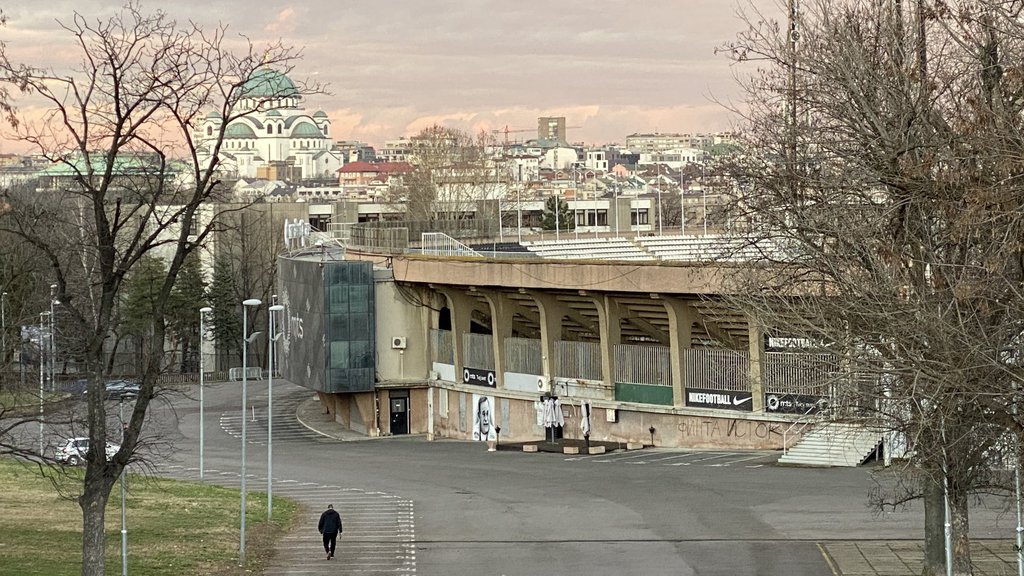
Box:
(733, 396), (752, 405)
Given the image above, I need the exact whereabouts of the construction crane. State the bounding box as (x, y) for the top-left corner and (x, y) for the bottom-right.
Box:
(491, 124), (583, 146)
(491, 125), (534, 146)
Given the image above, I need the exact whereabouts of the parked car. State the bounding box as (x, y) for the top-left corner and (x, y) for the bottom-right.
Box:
(54, 437), (120, 466)
(81, 379), (140, 399)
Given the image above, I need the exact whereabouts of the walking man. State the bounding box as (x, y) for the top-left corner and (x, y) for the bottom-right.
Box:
(318, 504), (343, 560)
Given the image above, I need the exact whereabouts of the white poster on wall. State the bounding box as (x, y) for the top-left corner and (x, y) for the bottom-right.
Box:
(472, 394), (497, 441)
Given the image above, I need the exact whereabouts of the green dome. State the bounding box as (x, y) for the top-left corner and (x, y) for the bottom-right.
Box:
(241, 68), (299, 99)
(265, 109), (282, 117)
(313, 110), (328, 118)
(291, 121), (325, 137)
(224, 122), (257, 139)
(205, 110), (222, 119)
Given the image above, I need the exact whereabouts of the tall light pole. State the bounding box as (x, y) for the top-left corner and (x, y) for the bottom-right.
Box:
(1, 291), (8, 365)
(50, 284), (57, 391)
(267, 303), (284, 520)
(701, 159), (708, 236)
(119, 395), (132, 576)
(656, 162), (663, 235)
(516, 164), (523, 243)
(239, 298), (261, 566)
(38, 311), (49, 455)
(199, 306), (212, 481)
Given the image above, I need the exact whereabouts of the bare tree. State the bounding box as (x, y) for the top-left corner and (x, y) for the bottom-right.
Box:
(401, 125), (502, 223)
(208, 202), (289, 369)
(0, 4), (316, 573)
(722, 1), (1024, 574)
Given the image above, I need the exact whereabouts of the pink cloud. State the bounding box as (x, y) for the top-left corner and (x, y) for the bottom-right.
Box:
(264, 7), (297, 35)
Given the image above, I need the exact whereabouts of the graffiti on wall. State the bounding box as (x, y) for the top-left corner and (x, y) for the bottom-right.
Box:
(678, 418), (781, 440)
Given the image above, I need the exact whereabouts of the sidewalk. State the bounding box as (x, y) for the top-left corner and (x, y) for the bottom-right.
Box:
(291, 395), (1018, 575)
(821, 540), (1016, 575)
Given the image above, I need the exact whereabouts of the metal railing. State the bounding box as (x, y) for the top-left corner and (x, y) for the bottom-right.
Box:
(422, 232), (482, 257)
(782, 404), (825, 454)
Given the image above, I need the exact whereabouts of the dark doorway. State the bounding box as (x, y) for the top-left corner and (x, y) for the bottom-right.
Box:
(389, 396), (409, 435)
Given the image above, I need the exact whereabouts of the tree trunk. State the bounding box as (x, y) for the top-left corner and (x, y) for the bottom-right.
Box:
(922, 476), (945, 576)
(80, 468), (113, 576)
(950, 480), (974, 576)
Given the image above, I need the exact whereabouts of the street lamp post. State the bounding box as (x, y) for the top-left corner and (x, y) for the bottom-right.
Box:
(38, 311), (49, 455)
(517, 164), (523, 243)
(199, 306), (212, 481)
(239, 298), (261, 566)
(701, 159), (709, 236)
(50, 285), (57, 391)
(2, 291), (8, 365)
(119, 395), (132, 576)
(267, 303), (284, 520)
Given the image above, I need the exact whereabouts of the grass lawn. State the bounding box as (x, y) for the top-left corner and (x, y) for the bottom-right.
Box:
(0, 457), (298, 576)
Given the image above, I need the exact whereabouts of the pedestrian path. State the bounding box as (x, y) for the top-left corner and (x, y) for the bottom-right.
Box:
(219, 389), (336, 445)
(821, 540), (1017, 576)
(158, 465), (417, 575)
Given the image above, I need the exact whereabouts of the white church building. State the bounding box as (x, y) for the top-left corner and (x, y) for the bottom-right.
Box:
(195, 68), (344, 181)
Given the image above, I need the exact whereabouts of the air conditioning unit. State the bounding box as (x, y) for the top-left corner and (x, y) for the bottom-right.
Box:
(537, 376), (551, 393)
(606, 408), (618, 423)
(391, 336), (407, 350)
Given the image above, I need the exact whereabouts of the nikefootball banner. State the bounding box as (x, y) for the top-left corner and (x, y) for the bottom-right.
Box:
(685, 388), (754, 412)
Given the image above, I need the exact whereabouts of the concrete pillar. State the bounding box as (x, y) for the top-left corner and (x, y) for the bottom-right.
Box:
(662, 297), (694, 408)
(593, 295), (621, 400)
(482, 291), (513, 389)
(748, 318), (764, 412)
(438, 289), (476, 384)
(528, 292), (566, 382)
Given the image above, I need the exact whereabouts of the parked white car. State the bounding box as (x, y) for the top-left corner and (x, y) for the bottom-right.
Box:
(81, 379), (140, 400)
(54, 437), (120, 466)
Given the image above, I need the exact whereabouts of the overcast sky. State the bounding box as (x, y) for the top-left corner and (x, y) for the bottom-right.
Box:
(0, 0), (777, 151)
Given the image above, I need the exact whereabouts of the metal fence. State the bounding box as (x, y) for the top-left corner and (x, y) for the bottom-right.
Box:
(505, 337), (542, 375)
(615, 343), (671, 386)
(421, 232), (482, 257)
(463, 332), (495, 370)
(349, 218), (499, 251)
(684, 349), (751, 391)
(428, 327), (847, 395)
(554, 340), (602, 380)
(763, 352), (837, 395)
(430, 329), (453, 364)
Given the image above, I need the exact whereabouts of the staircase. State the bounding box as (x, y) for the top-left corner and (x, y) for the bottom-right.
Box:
(778, 422), (883, 467)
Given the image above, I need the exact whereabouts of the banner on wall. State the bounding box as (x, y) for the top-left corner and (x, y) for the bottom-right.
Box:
(685, 388), (753, 412)
(463, 367), (496, 387)
(764, 393), (827, 414)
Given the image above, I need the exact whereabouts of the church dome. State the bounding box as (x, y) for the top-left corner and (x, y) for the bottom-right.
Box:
(205, 110), (222, 119)
(291, 121), (326, 138)
(224, 122), (257, 139)
(241, 68), (299, 99)
(265, 109), (282, 117)
(313, 110), (328, 119)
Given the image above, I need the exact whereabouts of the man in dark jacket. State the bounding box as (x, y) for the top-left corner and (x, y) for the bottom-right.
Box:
(318, 504), (343, 559)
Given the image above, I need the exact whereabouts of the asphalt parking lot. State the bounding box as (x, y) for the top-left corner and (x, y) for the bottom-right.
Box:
(152, 380), (1018, 576)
